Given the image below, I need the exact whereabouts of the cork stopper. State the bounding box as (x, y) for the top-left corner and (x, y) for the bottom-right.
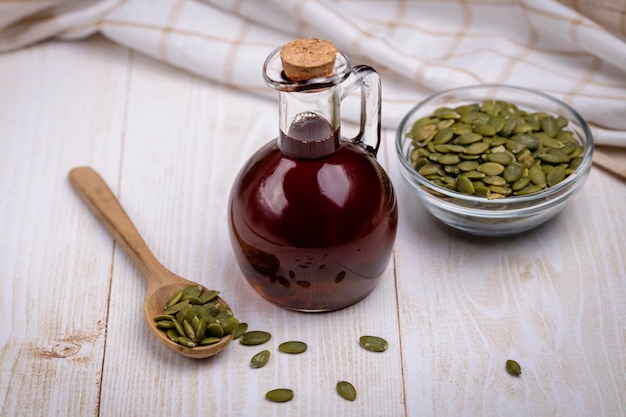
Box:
(279, 38), (337, 81)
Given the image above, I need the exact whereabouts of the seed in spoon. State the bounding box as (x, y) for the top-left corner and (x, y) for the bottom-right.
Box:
(68, 167), (236, 359)
(154, 284), (239, 349)
(164, 289), (184, 309)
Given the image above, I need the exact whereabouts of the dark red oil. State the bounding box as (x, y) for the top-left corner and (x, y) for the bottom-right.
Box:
(228, 115), (398, 311)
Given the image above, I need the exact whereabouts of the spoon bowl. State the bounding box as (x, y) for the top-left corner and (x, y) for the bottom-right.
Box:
(69, 166), (233, 359)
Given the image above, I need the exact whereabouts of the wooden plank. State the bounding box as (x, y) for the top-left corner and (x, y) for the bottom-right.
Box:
(390, 154), (626, 416)
(0, 36), (130, 417)
(96, 50), (406, 416)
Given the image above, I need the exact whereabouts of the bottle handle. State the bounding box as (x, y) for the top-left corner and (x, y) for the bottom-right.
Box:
(341, 65), (382, 156)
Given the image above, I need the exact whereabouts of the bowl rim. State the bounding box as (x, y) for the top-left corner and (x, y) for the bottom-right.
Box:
(395, 83), (594, 210)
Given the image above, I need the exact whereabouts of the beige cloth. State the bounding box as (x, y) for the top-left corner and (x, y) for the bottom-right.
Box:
(1, 0), (625, 146)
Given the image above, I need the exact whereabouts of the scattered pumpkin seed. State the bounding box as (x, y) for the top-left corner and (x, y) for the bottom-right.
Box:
(359, 335), (388, 352)
(336, 381), (357, 401)
(240, 330), (272, 346)
(265, 388), (294, 402)
(278, 341), (308, 354)
(506, 359), (522, 376)
(250, 350), (271, 368)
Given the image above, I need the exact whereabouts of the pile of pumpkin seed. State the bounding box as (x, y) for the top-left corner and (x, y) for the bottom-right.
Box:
(154, 284), (239, 348)
(406, 99), (585, 199)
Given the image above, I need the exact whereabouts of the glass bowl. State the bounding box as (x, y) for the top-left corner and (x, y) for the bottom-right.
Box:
(395, 84), (594, 236)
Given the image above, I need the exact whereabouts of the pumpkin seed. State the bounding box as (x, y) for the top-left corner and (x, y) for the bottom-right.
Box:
(233, 322), (248, 339)
(418, 163), (441, 177)
(154, 314), (175, 322)
(458, 160), (479, 171)
(220, 317), (240, 335)
(198, 290), (219, 304)
(164, 299), (190, 315)
(473, 122), (497, 136)
(506, 359), (522, 376)
(180, 295), (202, 304)
(434, 107), (460, 119)
(538, 148), (570, 164)
(455, 132), (483, 145)
(511, 134), (540, 149)
(529, 164), (547, 187)
(453, 123), (473, 135)
(433, 127), (454, 145)
(515, 183), (544, 195)
(474, 184), (490, 197)
(413, 123), (438, 142)
(461, 169), (485, 180)
(336, 381), (357, 401)
(183, 319), (196, 342)
(464, 141), (490, 155)
(194, 318), (207, 340)
(198, 337), (221, 346)
(487, 151), (515, 165)
(500, 117), (517, 136)
(177, 336), (196, 348)
(240, 330), (272, 346)
(456, 103), (480, 114)
(540, 116), (558, 137)
(359, 335), (388, 352)
(488, 185), (512, 195)
(278, 341), (308, 354)
(182, 284), (203, 298)
(512, 176), (531, 191)
(503, 162), (524, 183)
(488, 115), (505, 132)
(250, 350), (271, 368)
(547, 165), (566, 186)
(569, 156), (583, 171)
(456, 175), (475, 195)
(477, 162), (505, 176)
(265, 388), (294, 402)
(171, 318), (185, 338)
(438, 153), (461, 165)
(164, 289), (184, 309)
(483, 175), (507, 186)
(156, 320), (176, 330)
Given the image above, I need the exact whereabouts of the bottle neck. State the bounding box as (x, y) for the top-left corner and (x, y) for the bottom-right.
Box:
(277, 88), (341, 159)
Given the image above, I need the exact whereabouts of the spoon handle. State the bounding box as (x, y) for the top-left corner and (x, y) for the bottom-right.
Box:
(69, 166), (167, 283)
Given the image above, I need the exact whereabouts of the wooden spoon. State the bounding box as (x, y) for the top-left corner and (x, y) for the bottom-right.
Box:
(69, 166), (233, 359)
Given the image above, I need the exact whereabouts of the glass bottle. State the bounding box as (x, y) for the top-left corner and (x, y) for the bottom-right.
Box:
(228, 41), (398, 312)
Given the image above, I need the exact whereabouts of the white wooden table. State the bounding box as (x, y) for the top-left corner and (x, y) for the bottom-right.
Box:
(2, 35), (625, 417)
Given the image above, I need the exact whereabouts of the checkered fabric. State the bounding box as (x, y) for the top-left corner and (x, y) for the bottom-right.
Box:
(1, 0), (625, 145)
